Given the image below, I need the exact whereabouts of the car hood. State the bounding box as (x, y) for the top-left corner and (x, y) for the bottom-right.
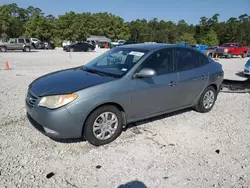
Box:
(29, 67), (117, 96)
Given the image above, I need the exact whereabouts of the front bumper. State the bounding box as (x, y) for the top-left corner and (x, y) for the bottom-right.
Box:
(26, 97), (85, 139)
(243, 66), (250, 75)
(215, 52), (228, 56)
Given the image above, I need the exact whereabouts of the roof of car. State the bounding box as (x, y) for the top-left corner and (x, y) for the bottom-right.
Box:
(118, 43), (209, 56)
(119, 43), (175, 51)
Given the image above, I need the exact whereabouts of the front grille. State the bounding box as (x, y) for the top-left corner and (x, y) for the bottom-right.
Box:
(215, 48), (224, 53)
(26, 90), (39, 107)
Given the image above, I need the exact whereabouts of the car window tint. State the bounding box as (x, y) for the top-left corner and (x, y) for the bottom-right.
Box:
(18, 39), (25, 43)
(25, 39), (30, 43)
(140, 49), (174, 75)
(236, 43), (242, 47)
(80, 43), (87, 47)
(176, 48), (200, 71)
(199, 54), (209, 66)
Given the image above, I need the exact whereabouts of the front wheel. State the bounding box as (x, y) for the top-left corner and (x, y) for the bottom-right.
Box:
(83, 105), (123, 146)
(0, 46), (7, 52)
(195, 86), (217, 113)
(227, 52), (232, 59)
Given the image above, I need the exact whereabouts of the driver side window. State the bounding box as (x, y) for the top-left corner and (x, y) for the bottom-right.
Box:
(139, 49), (174, 75)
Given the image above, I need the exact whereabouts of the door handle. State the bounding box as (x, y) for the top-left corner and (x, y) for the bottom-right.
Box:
(169, 81), (177, 86)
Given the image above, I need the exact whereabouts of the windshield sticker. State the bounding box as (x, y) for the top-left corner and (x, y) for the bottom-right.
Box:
(121, 68), (127, 72)
(128, 51), (145, 57)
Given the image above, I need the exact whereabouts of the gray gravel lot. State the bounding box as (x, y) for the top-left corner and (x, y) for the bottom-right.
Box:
(0, 48), (249, 188)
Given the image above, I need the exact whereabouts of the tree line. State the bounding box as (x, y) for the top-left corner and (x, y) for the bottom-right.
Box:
(0, 3), (249, 46)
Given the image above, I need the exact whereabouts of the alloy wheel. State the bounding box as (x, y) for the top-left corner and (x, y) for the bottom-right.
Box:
(92, 112), (118, 140)
(203, 90), (215, 109)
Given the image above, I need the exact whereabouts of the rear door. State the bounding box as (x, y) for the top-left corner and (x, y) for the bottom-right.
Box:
(173, 47), (209, 107)
(17, 38), (25, 50)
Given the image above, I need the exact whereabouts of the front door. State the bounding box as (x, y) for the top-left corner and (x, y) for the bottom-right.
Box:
(129, 48), (180, 119)
(234, 43), (243, 55)
(8, 38), (17, 50)
(173, 47), (209, 107)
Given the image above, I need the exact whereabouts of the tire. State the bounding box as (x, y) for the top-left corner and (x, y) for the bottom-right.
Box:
(227, 52), (232, 59)
(242, 53), (247, 58)
(208, 53), (213, 58)
(83, 105), (123, 146)
(24, 46), (30, 52)
(87, 47), (92, 52)
(195, 86), (217, 113)
(0, 46), (7, 52)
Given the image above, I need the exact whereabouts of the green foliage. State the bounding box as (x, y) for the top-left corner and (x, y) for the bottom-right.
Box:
(0, 4), (249, 46)
(178, 33), (196, 45)
(200, 30), (218, 46)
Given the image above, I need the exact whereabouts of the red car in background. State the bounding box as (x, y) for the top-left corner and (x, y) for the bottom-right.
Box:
(214, 42), (249, 58)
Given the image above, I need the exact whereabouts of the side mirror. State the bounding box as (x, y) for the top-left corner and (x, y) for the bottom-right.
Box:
(133, 68), (156, 79)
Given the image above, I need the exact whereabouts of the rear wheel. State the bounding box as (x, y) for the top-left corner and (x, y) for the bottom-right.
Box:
(242, 52), (247, 58)
(195, 86), (217, 113)
(0, 46), (7, 52)
(24, 46), (30, 52)
(83, 105), (123, 146)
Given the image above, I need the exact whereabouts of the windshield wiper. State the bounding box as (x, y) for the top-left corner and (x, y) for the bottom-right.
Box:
(83, 67), (119, 78)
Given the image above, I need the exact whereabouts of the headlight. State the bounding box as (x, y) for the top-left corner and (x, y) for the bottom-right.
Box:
(38, 94), (78, 109)
(224, 48), (228, 53)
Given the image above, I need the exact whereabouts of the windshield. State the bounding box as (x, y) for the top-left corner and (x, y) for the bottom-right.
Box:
(221, 43), (235, 47)
(84, 48), (147, 77)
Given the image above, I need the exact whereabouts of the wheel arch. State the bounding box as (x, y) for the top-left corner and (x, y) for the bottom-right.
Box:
(208, 83), (218, 92)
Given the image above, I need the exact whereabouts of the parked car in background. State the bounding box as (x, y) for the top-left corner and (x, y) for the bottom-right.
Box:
(112, 40), (137, 48)
(111, 40), (125, 45)
(86, 40), (96, 47)
(191, 44), (208, 54)
(205, 46), (218, 58)
(243, 59), (250, 76)
(63, 42), (95, 52)
(43, 41), (56, 50)
(215, 42), (249, 58)
(26, 43), (224, 146)
(30, 38), (41, 46)
(247, 45), (250, 57)
(62, 40), (75, 48)
(0, 38), (33, 52)
(98, 41), (111, 48)
(111, 40), (126, 48)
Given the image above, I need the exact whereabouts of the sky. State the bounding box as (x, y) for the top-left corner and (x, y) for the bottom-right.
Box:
(1, 0), (249, 24)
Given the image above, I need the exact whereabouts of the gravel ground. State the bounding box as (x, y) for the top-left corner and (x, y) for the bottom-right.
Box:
(0, 48), (249, 188)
